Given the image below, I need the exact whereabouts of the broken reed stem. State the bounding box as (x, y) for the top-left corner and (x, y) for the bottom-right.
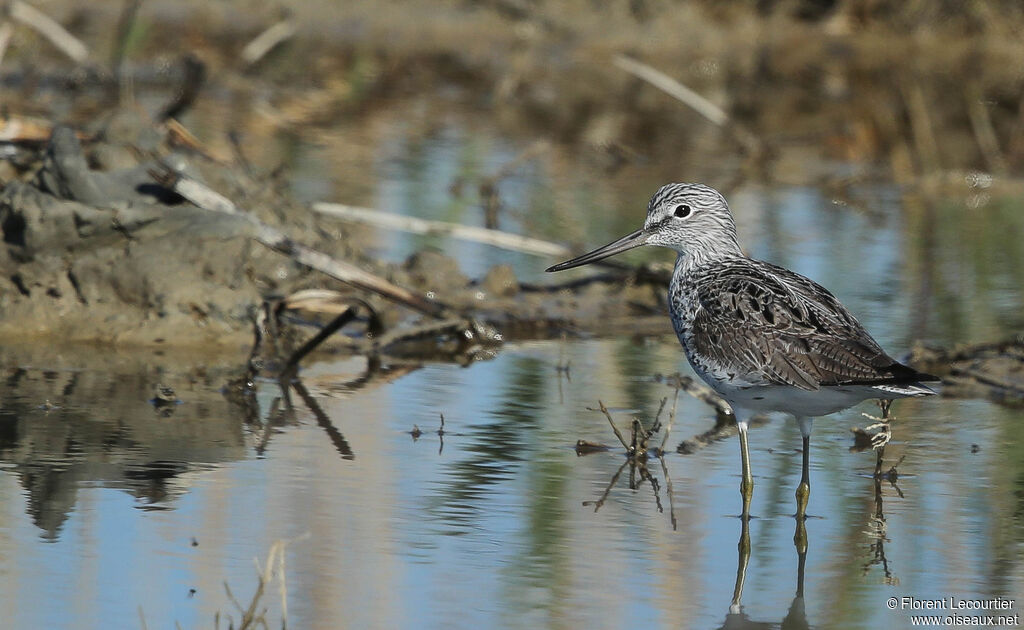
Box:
(312, 201), (569, 257)
(221, 536), (306, 630)
(240, 17), (297, 67)
(159, 169), (449, 318)
(8, 0), (89, 62)
(613, 54), (761, 155)
(594, 400), (631, 451)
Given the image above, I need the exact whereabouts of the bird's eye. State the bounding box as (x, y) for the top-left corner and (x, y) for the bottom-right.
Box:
(674, 204), (692, 218)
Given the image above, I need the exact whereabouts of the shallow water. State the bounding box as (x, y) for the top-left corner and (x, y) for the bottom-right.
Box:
(4, 101), (1024, 629)
(0, 337), (1021, 630)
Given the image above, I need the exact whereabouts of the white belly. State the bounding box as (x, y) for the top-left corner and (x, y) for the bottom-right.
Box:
(720, 384), (883, 417)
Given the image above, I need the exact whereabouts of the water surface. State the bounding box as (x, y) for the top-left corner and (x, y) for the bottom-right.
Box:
(2, 101), (1024, 630)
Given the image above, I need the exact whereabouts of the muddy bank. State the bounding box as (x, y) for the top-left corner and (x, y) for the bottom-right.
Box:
(910, 337), (1024, 407)
(0, 116), (671, 352)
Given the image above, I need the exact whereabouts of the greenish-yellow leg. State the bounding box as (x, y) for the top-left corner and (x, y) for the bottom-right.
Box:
(795, 435), (810, 520)
(738, 425), (754, 517)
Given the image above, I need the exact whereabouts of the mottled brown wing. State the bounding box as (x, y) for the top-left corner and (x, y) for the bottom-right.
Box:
(691, 261), (904, 390)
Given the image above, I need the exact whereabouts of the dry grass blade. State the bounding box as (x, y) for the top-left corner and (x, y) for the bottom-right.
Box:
(215, 534), (308, 630)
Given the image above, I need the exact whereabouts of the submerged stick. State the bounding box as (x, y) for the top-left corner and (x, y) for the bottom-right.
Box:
(312, 202), (569, 257)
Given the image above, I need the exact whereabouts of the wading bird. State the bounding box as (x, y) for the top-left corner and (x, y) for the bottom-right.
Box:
(547, 183), (937, 518)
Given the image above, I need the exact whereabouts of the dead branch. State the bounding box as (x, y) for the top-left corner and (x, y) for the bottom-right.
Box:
(613, 54), (761, 155)
(7, 0), (88, 63)
(155, 166), (450, 318)
(311, 201), (569, 257)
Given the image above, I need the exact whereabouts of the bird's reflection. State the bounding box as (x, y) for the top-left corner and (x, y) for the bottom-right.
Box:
(718, 516), (811, 630)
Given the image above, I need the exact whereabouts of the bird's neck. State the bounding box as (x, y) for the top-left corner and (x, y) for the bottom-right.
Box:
(672, 238), (744, 278)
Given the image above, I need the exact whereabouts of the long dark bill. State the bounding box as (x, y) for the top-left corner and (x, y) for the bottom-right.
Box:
(545, 229), (647, 272)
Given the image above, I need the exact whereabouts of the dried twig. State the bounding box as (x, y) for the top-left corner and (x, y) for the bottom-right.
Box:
(311, 201), (568, 257)
(591, 400), (630, 451)
(8, 0), (88, 62)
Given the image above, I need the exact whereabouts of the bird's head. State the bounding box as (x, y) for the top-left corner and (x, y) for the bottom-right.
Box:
(546, 183), (740, 272)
